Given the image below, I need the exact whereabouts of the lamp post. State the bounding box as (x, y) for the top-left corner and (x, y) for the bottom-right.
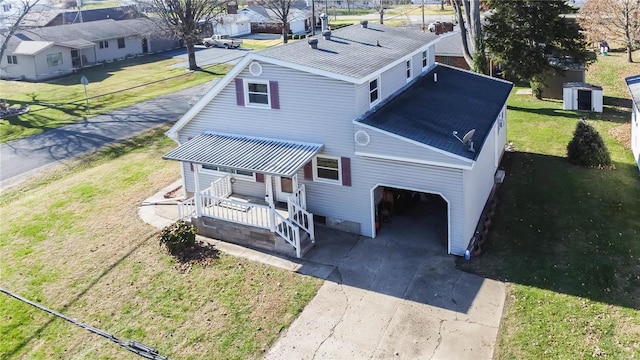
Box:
(80, 75), (89, 114)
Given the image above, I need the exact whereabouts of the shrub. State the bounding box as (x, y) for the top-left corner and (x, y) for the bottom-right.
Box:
(159, 220), (196, 254)
(566, 119), (612, 168)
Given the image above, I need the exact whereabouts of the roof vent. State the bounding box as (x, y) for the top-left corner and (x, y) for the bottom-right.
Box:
(308, 38), (318, 49)
(376, 40), (381, 47)
(360, 20), (368, 28)
(322, 30), (331, 40)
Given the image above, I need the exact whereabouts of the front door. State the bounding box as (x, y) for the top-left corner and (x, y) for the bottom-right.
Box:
(275, 177), (294, 203)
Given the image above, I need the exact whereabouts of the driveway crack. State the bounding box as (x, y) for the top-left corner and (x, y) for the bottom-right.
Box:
(428, 319), (445, 359)
(312, 268), (349, 360)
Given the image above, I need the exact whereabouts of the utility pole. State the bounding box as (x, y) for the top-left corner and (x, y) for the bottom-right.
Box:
(421, 0), (425, 31)
(311, 0), (315, 35)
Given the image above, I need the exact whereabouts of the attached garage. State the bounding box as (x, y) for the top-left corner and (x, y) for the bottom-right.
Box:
(372, 186), (448, 252)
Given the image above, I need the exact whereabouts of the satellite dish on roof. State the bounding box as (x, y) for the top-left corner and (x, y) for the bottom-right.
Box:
(452, 129), (476, 152)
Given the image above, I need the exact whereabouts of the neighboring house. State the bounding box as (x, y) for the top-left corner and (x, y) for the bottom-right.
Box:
(239, 5), (310, 34)
(0, 0), (52, 30)
(0, 18), (179, 81)
(626, 74), (640, 171)
(162, 23), (513, 258)
(42, 6), (145, 26)
(211, 13), (251, 37)
(434, 30), (470, 70)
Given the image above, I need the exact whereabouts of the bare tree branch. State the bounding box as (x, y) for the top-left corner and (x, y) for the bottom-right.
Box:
(1, 0), (45, 63)
(256, 0), (293, 44)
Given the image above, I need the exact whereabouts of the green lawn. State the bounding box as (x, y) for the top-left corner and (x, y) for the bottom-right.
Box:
(0, 126), (322, 359)
(457, 51), (640, 358)
(0, 56), (231, 143)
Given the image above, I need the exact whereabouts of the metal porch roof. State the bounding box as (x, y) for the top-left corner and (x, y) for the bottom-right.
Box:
(163, 132), (324, 177)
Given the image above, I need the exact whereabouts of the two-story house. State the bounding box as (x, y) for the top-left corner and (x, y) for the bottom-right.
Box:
(163, 22), (513, 258)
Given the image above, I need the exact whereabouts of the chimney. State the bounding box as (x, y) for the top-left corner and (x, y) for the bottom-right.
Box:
(322, 30), (331, 40)
(308, 38), (318, 49)
(320, 13), (328, 32)
(227, 2), (237, 14)
(360, 20), (368, 28)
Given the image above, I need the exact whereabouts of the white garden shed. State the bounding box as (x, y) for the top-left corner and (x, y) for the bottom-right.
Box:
(563, 82), (603, 113)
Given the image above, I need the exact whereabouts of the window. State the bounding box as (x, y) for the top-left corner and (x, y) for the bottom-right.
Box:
(440, 56), (451, 65)
(200, 165), (254, 180)
(422, 50), (428, 68)
(406, 59), (412, 81)
(117, 38), (125, 48)
(46, 53), (62, 67)
(246, 81), (269, 106)
(7, 55), (17, 64)
(99, 41), (109, 49)
(3, 4), (11, 11)
(313, 156), (341, 183)
(369, 78), (379, 104)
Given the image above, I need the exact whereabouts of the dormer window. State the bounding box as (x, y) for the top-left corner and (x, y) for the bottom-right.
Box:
(406, 59), (412, 81)
(422, 50), (428, 68)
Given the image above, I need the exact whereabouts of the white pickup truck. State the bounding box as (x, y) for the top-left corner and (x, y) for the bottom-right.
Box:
(202, 35), (243, 49)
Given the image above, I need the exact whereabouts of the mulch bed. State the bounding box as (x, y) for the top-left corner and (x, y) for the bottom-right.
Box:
(171, 242), (220, 274)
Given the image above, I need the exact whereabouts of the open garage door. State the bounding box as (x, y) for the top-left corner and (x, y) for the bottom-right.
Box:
(372, 186), (449, 253)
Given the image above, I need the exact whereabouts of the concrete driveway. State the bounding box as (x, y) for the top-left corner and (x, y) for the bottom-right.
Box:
(265, 205), (505, 359)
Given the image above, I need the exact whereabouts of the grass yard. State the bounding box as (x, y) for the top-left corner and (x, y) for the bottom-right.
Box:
(0, 126), (322, 359)
(0, 55), (231, 143)
(457, 51), (640, 358)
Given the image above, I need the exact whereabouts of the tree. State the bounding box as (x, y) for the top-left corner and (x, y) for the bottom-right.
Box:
(0, 0), (45, 66)
(567, 119), (612, 168)
(145, 0), (227, 71)
(373, 0), (391, 25)
(257, 0), (293, 44)
(578, 0), (640, 63)
(451, 0), (487, 74)
(484, 0), (591, 99)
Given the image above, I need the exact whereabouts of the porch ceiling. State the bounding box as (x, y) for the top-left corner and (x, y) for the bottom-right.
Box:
(163, 132), (324, 177)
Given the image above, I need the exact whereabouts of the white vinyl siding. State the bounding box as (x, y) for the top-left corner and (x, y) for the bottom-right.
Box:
(462, 120), (500, 248)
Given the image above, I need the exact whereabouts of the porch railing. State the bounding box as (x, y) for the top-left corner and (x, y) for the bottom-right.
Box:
(273, 210), (301, 258)
(200, 190), (272, 229)
(210, 174), (232, 198)
(290, 184), (307, 209)
(178, 197), (196, 220)
(288, 199), (315, 242)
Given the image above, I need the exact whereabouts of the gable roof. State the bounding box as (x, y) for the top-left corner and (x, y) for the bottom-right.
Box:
(627, 74), (640, 112)
(357, 64), (513, 161)
(13, 41), (55, 55)
(12, 18), (156, 46)
(167, 23), (440, 140)
(434, 29), (466, 57)
(257, 23), (439, 80)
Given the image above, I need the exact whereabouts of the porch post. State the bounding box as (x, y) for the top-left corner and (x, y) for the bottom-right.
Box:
(193, 164), (202, 217)
(291, 174), (298, 192)
(265, 174), (274, 208)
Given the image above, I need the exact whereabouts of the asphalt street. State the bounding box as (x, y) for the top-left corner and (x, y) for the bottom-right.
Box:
(0, 82), (215, 190)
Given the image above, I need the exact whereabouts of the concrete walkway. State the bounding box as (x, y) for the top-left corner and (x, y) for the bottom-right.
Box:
(139, 184), (506, 360)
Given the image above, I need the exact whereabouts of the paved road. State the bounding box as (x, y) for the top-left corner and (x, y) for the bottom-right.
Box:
(0, 82), (215, 190)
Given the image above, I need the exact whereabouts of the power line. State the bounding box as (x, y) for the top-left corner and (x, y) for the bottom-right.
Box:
(0, 287), (170, 360)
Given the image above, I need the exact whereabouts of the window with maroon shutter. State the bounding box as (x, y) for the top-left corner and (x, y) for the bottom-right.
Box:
(304, 162), (313, 180)
(341, 157), (351, 186)
(235, 78), (244, 106)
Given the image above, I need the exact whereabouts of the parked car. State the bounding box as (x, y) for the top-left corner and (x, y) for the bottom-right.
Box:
(202, 35), (243, 49)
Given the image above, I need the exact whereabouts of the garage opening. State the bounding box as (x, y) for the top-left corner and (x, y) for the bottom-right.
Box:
(372, 186), (449, 253)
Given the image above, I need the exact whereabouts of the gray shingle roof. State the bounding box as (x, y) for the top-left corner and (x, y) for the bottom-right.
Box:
(358, 64), (513, 161)
(434, 30), (466, 57)
(257, 23), (439, 80)
(625, 74), (640, 112)
(15, 19), (151, 43)
(163, 132), (324, 177)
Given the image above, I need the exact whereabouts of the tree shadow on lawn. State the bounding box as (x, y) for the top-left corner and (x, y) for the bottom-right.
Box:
(3, 231), (159, 358)
(508, 102), (631, 124)
(456, 151), (640, 310)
